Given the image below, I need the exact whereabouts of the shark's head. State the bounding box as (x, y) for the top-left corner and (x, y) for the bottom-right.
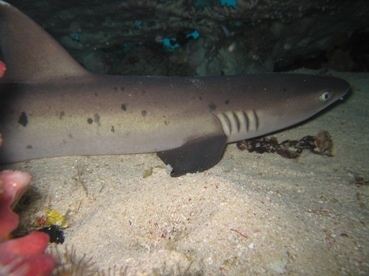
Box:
(217, 74), (351, 143)
(257, 74), (351, 137)
(282, 74), (350, 124)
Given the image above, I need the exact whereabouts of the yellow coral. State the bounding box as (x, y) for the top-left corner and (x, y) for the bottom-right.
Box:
(46, 209), (69, 228)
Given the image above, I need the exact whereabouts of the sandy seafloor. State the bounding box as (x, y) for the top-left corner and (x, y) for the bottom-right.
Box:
(3, 70), (369, 275)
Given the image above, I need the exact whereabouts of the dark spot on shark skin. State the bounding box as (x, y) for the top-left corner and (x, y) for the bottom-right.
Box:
(26, 145), (33, 149)
(199, 96), (202, 100)
(113, 87), (118, 91)
(18, 112), (28, 127)
(59, 111), (65, 120)
(141, 110), (147, 117)
(120, 87), (125, 91)
(94, 113), (101, 126)
(208, 103), (217, 111)
(87, 118), (93, 124)
(94, 92), (99, 97)
(111, 126), (115, 133)
(121, 104), (127, 111)
(68, 134), (73, 139)
(225, 99), (230, 105)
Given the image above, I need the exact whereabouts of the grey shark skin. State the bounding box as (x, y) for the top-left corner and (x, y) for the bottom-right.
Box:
(0, 1), (350, 176)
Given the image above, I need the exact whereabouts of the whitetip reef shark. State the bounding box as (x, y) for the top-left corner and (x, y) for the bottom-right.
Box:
(0, 1), (350, 176)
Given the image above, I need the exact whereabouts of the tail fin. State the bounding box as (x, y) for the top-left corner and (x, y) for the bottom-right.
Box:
(0, 1), (88, 83)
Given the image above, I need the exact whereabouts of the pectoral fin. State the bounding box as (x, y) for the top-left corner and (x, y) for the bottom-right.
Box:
(157, 134), (227, 177)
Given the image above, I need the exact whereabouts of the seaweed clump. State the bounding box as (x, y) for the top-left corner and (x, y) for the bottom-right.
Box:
(237, 130), (334, 159)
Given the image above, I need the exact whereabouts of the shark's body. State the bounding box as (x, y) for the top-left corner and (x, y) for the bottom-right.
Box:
(0, 1), (350, 176)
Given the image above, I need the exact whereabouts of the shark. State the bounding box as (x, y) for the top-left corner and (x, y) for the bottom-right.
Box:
(0, 1), (350, 176)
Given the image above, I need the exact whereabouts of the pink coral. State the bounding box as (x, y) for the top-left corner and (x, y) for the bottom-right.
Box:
(0, 170), (55, 275)
(0, 60), (5, 78)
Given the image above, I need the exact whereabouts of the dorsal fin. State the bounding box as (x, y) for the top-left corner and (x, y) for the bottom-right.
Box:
(0, 1), (88, 83)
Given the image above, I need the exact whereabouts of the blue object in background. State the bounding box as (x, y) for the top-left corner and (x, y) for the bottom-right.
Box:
(220, 0), (237, 8)
(187, 30), (200, 40)
(161, 38), (181, 50)
(161, 30), (200, 51)
(73, 32), (80, 42)
(194, 0), (237, 9)
(194, 0), (215, 8)
(231, 21), (242, 27)
(135, 20), (143, 28)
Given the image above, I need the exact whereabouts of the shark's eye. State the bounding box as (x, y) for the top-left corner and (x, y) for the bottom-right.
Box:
(319, 91), (332, 102)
